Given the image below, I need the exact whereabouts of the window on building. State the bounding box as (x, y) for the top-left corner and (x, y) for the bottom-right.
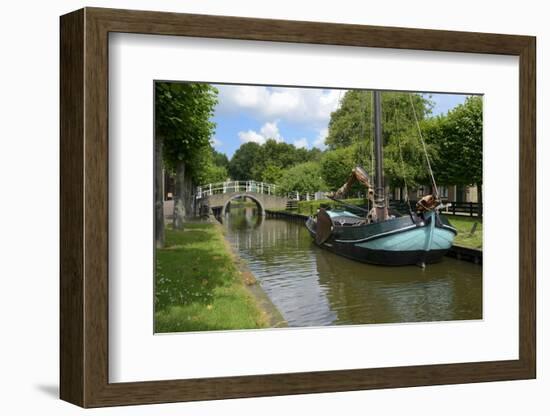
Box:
(437, 186), (449, 198)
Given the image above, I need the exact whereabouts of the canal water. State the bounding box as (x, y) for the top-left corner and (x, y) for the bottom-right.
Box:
(222, 207), (482, 328)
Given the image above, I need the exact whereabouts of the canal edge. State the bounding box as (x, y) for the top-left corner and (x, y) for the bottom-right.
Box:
(210, 215), (289, 328)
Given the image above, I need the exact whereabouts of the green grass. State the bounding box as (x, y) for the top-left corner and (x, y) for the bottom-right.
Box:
(447, 215), (483, 250)
(155, 223), (268, 333)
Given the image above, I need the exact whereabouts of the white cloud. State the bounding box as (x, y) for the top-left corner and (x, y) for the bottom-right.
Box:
(238, 121), (283, 145)
(210, 137), (222, 148)
(217, 85), (346, 127)
(238, 129), (266, 144)
(313, 128), (329, 149)
(293, 138), (308, 149)
(260, 121), (282, 141)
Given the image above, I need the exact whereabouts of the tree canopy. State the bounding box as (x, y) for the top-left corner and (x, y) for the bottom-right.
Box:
(277, 162), (326, 195)
(325, 91), (432, 150)
(319, 146), (357, 191)
(211, 149), (229, 170)
(323, 91), (435, 189)
(422, 96), (483, 187)
(155, 82), (218, 180)
(227, 142), (263, 181)
(228, 140), (319, 182)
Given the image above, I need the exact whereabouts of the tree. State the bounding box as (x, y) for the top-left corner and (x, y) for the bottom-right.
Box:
(278, 162), (326, 195)
(202, 163), (228, 184)
(155, 82), (218, 233)
(324, 90), (436, 193)
(228, 142), (262, 180)
(187, 145), (228, 185)
(422, 96), (483, 213)
(320, 146), (357, 191)
(154, 135), (164, 248)
(251, 140), (306, 181)
(211, 149), (229, 170)
(261, 163), (284, 184)
(325, 91), (432, 151)
(228, 139), (320, 182)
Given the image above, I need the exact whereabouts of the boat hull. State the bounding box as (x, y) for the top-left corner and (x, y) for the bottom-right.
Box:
(306, 212), (456, 266)
(320, 241), (451, 266)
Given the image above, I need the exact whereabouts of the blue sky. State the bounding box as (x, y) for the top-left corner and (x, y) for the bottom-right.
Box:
(210, 84), (470, 158)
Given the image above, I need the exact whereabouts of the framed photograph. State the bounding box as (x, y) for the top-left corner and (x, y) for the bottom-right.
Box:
(60, 7), (536, 408)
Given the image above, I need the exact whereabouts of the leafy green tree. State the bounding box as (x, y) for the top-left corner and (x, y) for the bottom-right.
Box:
(306, 147), (323, 162)
(229, 139), (320, 182)
(188, 146), (228, 184)
(211, 149), (229, 170)
(422, 96), (483, 212)
(326, 91), (432, 151)
(251, 140), (306, 180)
(320, 146), (358, 191)
(261, 163), (284, 184)
(228, 142), (262, 180)
(278, 162), (327, 195)
(203, 164), (228, 183)
(324, 90), (436, 194)
(155, 82), (218, 233)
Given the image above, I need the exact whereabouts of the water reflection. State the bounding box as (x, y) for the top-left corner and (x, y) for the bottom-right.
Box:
(223, 207), (482, 327)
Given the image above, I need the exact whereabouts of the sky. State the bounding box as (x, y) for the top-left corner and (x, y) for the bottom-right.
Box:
(210, 84), (471, 158)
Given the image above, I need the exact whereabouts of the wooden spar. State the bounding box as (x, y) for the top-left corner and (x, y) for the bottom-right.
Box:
(373, 90), (387, 222)
(333, 166), (374, 200)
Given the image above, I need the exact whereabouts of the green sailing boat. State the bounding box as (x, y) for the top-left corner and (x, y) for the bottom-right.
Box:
(305, 91), (457, 267)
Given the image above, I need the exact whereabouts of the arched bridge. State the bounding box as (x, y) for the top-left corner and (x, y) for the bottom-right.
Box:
(196, 181), (288, 216)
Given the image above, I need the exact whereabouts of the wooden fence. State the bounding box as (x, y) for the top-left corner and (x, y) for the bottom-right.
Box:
(390, 200), (482, 217)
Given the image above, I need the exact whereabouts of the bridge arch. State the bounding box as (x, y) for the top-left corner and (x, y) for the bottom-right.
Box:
(197, 181), (288, 215)
(222, 193), (265, 216)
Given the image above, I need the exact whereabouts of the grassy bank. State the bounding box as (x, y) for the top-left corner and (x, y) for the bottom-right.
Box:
(447, 215), (483, 249)
(155, 223), (268, 333)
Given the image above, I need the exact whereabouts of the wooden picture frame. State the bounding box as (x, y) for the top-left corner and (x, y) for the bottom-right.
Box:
(60, 7), (536, 408)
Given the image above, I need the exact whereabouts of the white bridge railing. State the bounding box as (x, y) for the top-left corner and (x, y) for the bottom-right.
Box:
(196, 181), (278, 198)
(286, 191), (328, 201)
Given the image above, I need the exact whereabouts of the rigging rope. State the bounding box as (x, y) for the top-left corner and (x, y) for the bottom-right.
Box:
(395, 109), (410, 207)
(355, 91), (371, 208)
(371, 92), (375, 180)
(408, 94), (439, 200)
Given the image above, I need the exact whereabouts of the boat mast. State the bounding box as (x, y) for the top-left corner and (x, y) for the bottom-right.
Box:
(373, 90), (387, 222)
